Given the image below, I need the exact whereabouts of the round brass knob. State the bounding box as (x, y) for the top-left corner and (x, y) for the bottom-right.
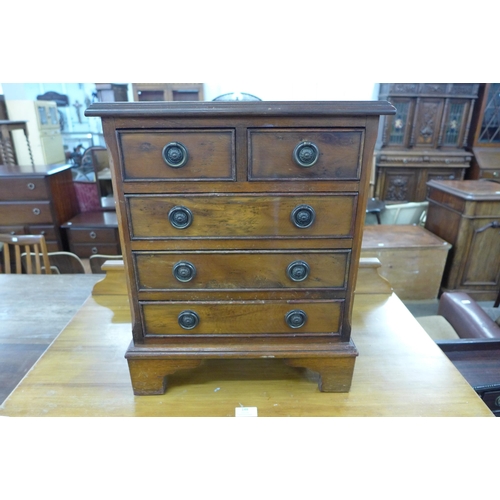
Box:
(162, 142), (189, 168)
(168, 206), (193, 229)
(178, 310), (199, 330)
(173, 261), (197, 282)
(291, 204), (316, 228)
(293, 141), (319, 167)
(27, 182), (35, 190)
(89, 231), (97, 239)
(33, 208), (41, 215)
(286, 260), (310, 282)
(285, 309), (307, 329)
(91, 247), (98, 254)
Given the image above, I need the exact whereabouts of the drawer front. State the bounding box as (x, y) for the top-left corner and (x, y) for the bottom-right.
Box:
(135, 250), (350, 291)
(249, 129), (363, 180)
(142, 300), (343, 336)
(0, 225), (25, 235)
(70, 243), (121, 258)
(27, 225), (58, 240)
(128, 194), (356, 239)
(0, 177), (49, 201)
(68, 227), (118, 244)
(480, 169), (500, 180)
(0, 201), (53, 224)
(119, 130), (235, 181)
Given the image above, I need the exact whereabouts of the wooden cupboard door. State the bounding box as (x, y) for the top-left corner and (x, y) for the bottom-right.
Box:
(413, 98), (445, 148)
(461, 218), (500, 287)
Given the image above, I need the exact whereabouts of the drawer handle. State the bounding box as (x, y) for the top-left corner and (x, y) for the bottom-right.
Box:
(286, 260), (310, 282)
(285, 309), (307, 329)
(173, 261), (197, 282)
(89, 231), (97, 239)
(168, 206), (193, 229)
(291, 204), (316, 228)
(178, 310), (199, 330)
(494, 171), (499, 178)
(91, 247), (98, 254)
(293, 141), (319, 167)
(162, 142), (189, 168)
(33, 208), (41, 215)
(27, 182), (36, 190)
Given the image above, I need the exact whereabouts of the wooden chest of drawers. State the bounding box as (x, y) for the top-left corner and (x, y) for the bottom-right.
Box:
(0, 164), (79, 252)
(86, 101), (395, 394)
(61, 211), (121, 258)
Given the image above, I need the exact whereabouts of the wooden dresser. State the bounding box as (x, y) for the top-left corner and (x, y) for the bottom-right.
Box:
(0, 164), (79, 251)
(425, 179), (500, 300)
(86, 101), (395, 394)
(61, 211), (121, 258)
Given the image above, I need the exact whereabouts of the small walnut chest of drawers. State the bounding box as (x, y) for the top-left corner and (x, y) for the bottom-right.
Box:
(86, 101), (395, 394)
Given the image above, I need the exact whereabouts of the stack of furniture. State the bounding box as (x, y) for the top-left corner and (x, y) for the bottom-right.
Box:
(375, 83), (479, 202)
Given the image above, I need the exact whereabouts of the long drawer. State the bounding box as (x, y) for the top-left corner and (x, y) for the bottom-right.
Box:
(69, 242), (121, 258)
(0, 177), (49, 201)
(127, 194), (356, 239)
(0, 201), (53, 224)
(134, 250), (350, 291)
(141, 300), (343, 336)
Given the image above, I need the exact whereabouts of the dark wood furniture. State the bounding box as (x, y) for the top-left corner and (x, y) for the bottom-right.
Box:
(375, 84), (479, 202)
(0, 164), (79, 251)
(61, 211), (121, 258)
(438, 340), (500, 416)
(425, 179), (500, 301)
(95, 83), (129, 103)
(86, 100), (395, 395)
(465, 83), (500, 181)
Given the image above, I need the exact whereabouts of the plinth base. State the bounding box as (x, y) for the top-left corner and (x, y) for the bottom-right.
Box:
(125, 340), (358, 395)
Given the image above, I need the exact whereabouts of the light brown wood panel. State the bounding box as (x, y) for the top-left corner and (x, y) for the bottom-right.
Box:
(128, 194), (355, 239)
(141, 300), (343, 336)
(119, 130), (235, 181)
(249, 128), (363, 180)
(134, 250), (349, 290)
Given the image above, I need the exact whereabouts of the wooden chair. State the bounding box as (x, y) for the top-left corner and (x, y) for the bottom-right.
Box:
(89, 254), (123, 274)
(0, 234), (51, 274)
(22, 251), (86, 274)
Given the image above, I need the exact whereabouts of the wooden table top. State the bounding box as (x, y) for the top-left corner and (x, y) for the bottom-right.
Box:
(0, 273), (493, 417)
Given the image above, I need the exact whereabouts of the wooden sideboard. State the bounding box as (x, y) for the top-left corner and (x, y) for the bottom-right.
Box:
(86, 100), (396, 395)
(0, 163), (79, 252)
(375, 83), (479, 202)
(425, 179), (500, 300)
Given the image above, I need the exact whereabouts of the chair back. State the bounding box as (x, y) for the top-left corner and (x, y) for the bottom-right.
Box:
(22, 251), (86, 274)
(0, 234), (51, 274)
(89, 254), (123, 274)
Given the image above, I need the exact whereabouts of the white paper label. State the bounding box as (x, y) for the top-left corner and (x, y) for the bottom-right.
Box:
(235, 407), (258, 417)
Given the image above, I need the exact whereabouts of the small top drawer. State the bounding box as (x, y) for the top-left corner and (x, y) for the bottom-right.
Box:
(0, 177), (49, 201)
(249, 128), (363, 180)
(119, 130), (235, 181)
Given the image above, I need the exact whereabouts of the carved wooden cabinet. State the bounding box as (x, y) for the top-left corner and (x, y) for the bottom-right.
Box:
(86, 101), (395, 395)
(0, 164), (79, 252)
(375, 83), (479, 202)
(466, 83), (500, 181)
(425, 179), (500, 301)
